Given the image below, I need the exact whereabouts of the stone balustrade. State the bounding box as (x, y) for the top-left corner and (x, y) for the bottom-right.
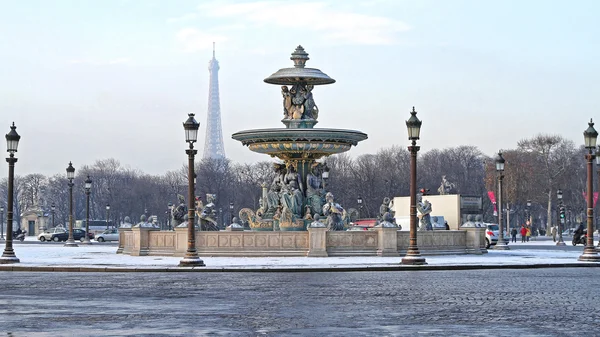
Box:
(121, 227), (486, 257)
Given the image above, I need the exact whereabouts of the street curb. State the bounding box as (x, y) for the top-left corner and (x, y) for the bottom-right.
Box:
(0, 263), (599, 273)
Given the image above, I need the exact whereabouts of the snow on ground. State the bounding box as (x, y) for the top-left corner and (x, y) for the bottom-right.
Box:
(1, 237), (594, 269)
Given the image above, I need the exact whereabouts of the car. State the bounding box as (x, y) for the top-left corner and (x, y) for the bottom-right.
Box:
(95, 228), (119, 242)
(38, 227), (67, 242)
(484, 223), (509, 249)
(50, 228), (93, 242)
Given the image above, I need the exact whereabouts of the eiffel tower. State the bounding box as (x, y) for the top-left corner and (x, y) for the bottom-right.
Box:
(203, 43), (226, 160)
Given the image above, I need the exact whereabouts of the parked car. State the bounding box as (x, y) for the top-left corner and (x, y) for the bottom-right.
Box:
(38, 227), (67, 242)
(50, 228), (93, 242)
(484, 223), (509, 249)
(95, 228), (119, 242)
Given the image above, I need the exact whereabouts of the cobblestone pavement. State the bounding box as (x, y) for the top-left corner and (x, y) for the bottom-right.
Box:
(1, 268), (599, 336)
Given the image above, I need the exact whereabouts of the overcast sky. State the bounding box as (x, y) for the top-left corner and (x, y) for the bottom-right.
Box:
(1, 0), (599, 177)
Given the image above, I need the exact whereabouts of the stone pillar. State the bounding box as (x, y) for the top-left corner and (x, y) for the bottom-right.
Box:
(463, 227), (487, 254)
(130, 227), (159, 256)
(174, 226), (189, 256)
(307, 227), (328, 257)
(116, 227), (131, 254)
(376, 227), (399, 257)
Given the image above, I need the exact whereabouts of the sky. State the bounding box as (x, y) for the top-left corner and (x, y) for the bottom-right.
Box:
(1, 0), (599, 177)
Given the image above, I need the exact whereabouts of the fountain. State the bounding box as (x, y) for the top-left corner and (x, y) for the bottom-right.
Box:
(232, 46), (368, 231)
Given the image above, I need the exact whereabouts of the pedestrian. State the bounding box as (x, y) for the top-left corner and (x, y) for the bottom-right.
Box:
(551, 225), (557, 242)
(511, 227), (517, 243)
(526, 226), (531, 242)
(520, 225), (527, 243)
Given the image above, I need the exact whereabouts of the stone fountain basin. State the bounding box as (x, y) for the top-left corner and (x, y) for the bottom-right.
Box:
(232, 128), (367, 158)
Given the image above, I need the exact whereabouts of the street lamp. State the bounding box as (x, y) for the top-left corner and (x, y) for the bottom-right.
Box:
(64, 161), (78, 247)
(494, 152), (509, 250)
(1, 123), (21, 263)
(526, 200), (532, 225)
(219, 208), (223, 227)
(167, 202), (173, 230)
(82, 175), (92, 245)
(105, 204), (110, 230)
(51, 203), (56, 228)
(179, 113), (205, 267)
(229, 201), (234, 224)
(579, 119), (600, 261)
(401, 107), (426, 265)
(357, 196), (363, 219)
(556, 189), (566, 246)
(0, 206), (4, 241)
(322, 166), (330, 190)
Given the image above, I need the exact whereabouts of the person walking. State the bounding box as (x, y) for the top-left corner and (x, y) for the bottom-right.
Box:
(526, 226), (531, 242)
(520, 225), (527, 243)
(511, 227), (518, 243)
(551, 225), (557, 242)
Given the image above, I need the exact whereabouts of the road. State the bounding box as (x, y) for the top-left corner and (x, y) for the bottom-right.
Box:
(1, 268), (599, 336)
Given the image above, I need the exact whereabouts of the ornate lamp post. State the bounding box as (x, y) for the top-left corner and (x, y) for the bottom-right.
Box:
(322, 166), (330, 191)
(556, 189), (566, 246)
(526, 200), (532, 226)
(82, 175), (92, 245)
(1, 123), (21, 263)
(167, 202), (173, 230)
(64, 162), (78, 247)
(494, 152), (509, 250)
(357, 196), (363, 219)
(219, 208), (223, 227)
(0, 206), (4, 241)
(229, 201), (234, 224)
(401, 107), (426, 265)
(179, 113), (205, 267)
(579, 119), (600, 261)
(51, 203), (56, 228)
(105, 204), (110, 229)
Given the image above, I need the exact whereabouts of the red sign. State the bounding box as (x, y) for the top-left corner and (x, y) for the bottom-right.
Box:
(582, 191), (599, 207)
(488, 191), (497, 215)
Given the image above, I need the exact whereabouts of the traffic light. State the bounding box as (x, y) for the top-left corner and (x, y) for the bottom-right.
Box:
(559, 206), (566, 220)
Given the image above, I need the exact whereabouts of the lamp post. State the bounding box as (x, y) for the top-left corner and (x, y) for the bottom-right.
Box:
(357, 196), (363, 219)
(494, 152), (509, 250)
(64, 162), (78, 247)
(179, 113), (205, 267)
(1, 123), (21, 263)
(82, 175), (92, 245)
(556, 189), (566, 246)
(219, 208), (223, 228)
(229, 201), (234, 224)
(525, 200), (531, 223)
(401, 107), (426, 265)
(0, 206), (4, 241)
(322, 166), (329, 190)
(166, 202), (173, 230)
(51, 203), (56, 229)
(105, 204), (110, 230)
(579, 119), (600, 261)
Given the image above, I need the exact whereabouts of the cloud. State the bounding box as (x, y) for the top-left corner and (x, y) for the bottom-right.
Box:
(166, 13), (197, 23)
(196, 1), (410, 45)
(175, 28), (228, 53)
(68, 58), (132, 65)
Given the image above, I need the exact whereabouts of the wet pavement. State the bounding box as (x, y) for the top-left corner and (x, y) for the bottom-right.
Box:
(1, 268), (599, 336)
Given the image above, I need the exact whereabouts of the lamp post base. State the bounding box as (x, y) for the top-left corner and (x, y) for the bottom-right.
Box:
(578, 247), (600, 262)
(493, 241), (510, 250)
(178, 256), (205, 267)
(64, 240), (79, 247)
(556, 241), (566, 246)
(401, 254), (427, 265)
(0, 256), (20, 264)
(80, 240), (93, 245)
